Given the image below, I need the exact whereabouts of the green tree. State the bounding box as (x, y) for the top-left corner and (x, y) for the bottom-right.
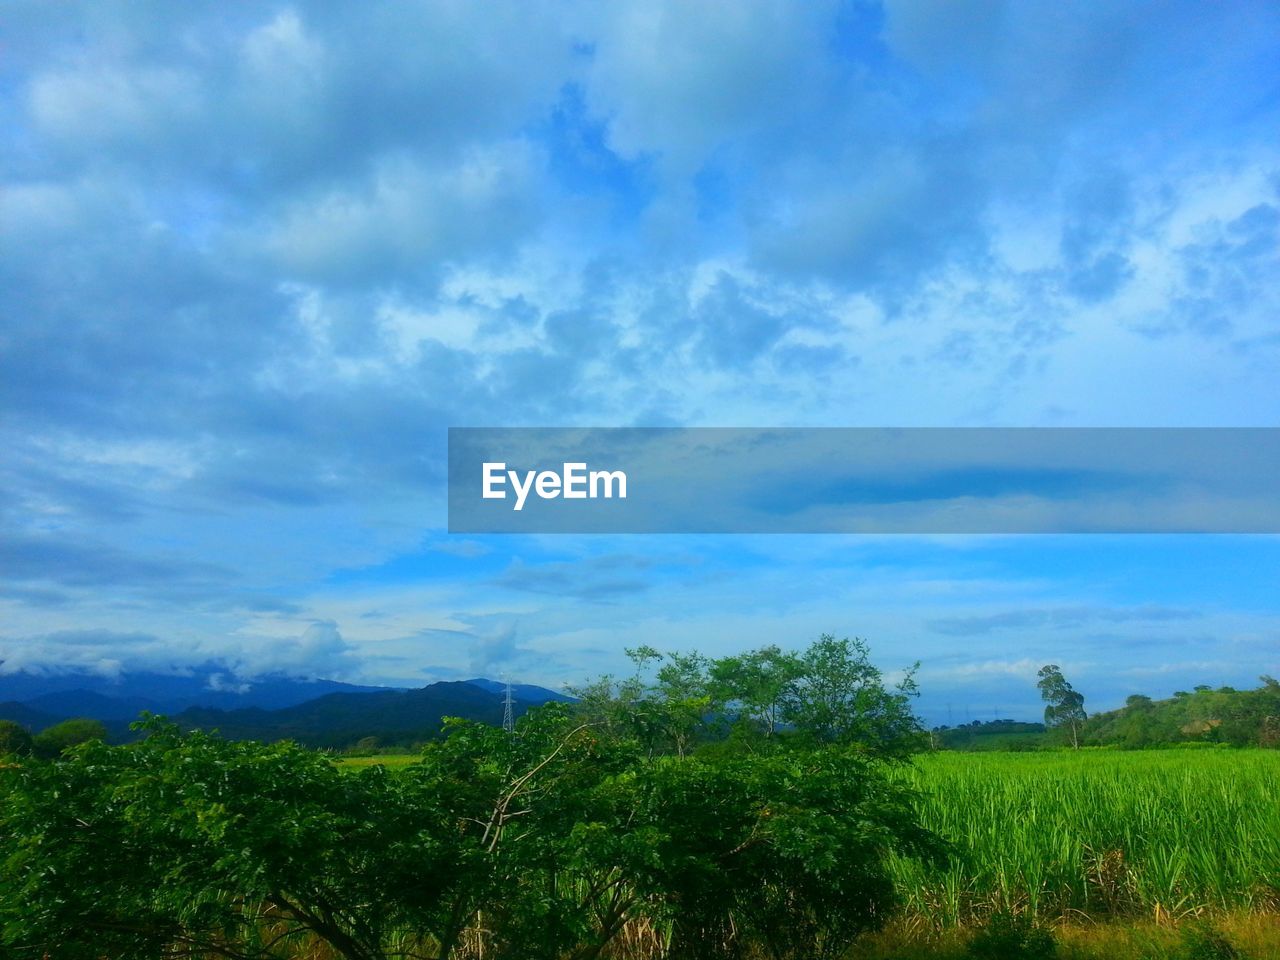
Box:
(0, 720), (33, 757)
(0, 718), (481, 960)
(1037, 665), (1086, 749)
(784, 635), (924, 758)
(709, 644), (804, 740)
(32, 717), (107, 758)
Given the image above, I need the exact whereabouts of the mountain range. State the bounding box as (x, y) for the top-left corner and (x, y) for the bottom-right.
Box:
(0, 666), (572, 747)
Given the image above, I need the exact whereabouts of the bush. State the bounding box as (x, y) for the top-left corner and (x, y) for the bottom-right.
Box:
(1181, 923), (1244, 960)
(967, 910), (1057, 960)
(0, 720), (33, 757)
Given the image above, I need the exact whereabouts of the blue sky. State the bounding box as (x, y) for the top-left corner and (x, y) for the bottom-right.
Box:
(2, 1), (1278, 721)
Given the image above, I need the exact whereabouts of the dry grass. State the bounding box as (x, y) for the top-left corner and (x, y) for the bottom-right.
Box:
(848, 912), (1280, 960)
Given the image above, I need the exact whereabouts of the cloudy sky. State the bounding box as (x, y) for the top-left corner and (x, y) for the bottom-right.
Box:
(3, 1), (1278, 720)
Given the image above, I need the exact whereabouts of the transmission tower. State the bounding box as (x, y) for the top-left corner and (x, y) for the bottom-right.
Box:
(502, 675), (515, 734)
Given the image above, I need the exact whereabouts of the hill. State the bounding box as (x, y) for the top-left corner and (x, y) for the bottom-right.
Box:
(0, 668), (571, 745)
(176, 681), (549, 749)
(464, 678), (574, 704)
(0, 701), (60, 732)
(1082, 677), (1280, 748)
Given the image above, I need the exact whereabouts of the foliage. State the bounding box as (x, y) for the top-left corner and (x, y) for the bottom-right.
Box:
(31, 716), (107, 757)
(932, 720), (1046, 752)
(966, 911), (1056, 960)
(0, 716), (480, 959)
(0, 719), (33, 757)
(0, 638), (942, 960)
(1081, 677), (1280, 749)
(574, 634), (926, 759)
(1036, 666), (1086, 750)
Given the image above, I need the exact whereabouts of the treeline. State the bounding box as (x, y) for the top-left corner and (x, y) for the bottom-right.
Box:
(934, 678), (1280, 751)
(0, 716), (108, 759)
(0, 636), (944, 960)
(571, 634), (926, 758)
(1081, 677), (1280, 748)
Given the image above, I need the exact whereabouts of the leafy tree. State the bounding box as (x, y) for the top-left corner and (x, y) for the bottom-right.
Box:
(785, 635), (924, 758)
(32, 717), (107, 758)
(0, 718), (479, 959)
(653, 650), (716, 757)
(709, 644), (804, 740)
(0, 720), (33, 757)
(1036, 665), (1086, 749)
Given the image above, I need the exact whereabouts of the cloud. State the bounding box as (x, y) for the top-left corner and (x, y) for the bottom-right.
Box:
(0, 529), (232, 593)
(0, 1), (1277, 702)
(0, 629), (164, 676)
(491, 555), (659, 601)
(928, 605), (1203, 637)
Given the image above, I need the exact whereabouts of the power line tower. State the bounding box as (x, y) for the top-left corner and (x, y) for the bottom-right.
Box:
(502, 675), (515, 734)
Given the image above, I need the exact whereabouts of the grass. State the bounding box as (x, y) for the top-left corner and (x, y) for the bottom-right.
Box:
(849, 913), (1280, 960)
(888, 749), (1280, 926)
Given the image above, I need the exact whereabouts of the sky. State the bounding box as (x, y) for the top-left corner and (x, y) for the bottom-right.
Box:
(2, 1), (1278, 722)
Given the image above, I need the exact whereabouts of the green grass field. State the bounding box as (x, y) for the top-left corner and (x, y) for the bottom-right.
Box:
(888, 749), (1280, 925)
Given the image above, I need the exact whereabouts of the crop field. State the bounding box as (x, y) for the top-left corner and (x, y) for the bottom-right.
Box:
(887, 749), (1280, 926)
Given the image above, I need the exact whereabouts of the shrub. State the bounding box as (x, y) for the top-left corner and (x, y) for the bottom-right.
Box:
(1181, 923), (1245, 960)
(967, 910), (1057, 960)
(0, 720), (33, 757)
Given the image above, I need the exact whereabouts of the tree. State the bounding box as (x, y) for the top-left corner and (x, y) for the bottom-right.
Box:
(0, 720), (33, 758)
(709, 644), (804, 740)
(1037, 665), (1086, 749)
(32, 717), (107, 758)
(0, 717), (480, 960)
(784, 635), (925, 758)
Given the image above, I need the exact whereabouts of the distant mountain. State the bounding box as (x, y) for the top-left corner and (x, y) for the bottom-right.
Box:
(0, 701), (59, 731)
(177, 681), (530, 748)
(465, 678), (574, 705)
(0, 665), (396, 718)
(0, 668), (574, 745)
(23, 690), (162, 723)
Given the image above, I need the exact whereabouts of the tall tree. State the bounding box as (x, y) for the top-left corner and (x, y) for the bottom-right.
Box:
(1037, 664), (1087, 749)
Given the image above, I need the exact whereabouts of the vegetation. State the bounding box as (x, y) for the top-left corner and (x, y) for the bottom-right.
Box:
(932, 720), (1046, 752)
(0, 637), (943, 960)
(887, 750), (1280, 925)
(1036, 666), (1086, 750)
(31, 717), (108, 758)
(3, 643), (1278, 959)
(0, 718), (34, 757)
(936, 677), (1280, 753)
(1080, 678), (1280, 749)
